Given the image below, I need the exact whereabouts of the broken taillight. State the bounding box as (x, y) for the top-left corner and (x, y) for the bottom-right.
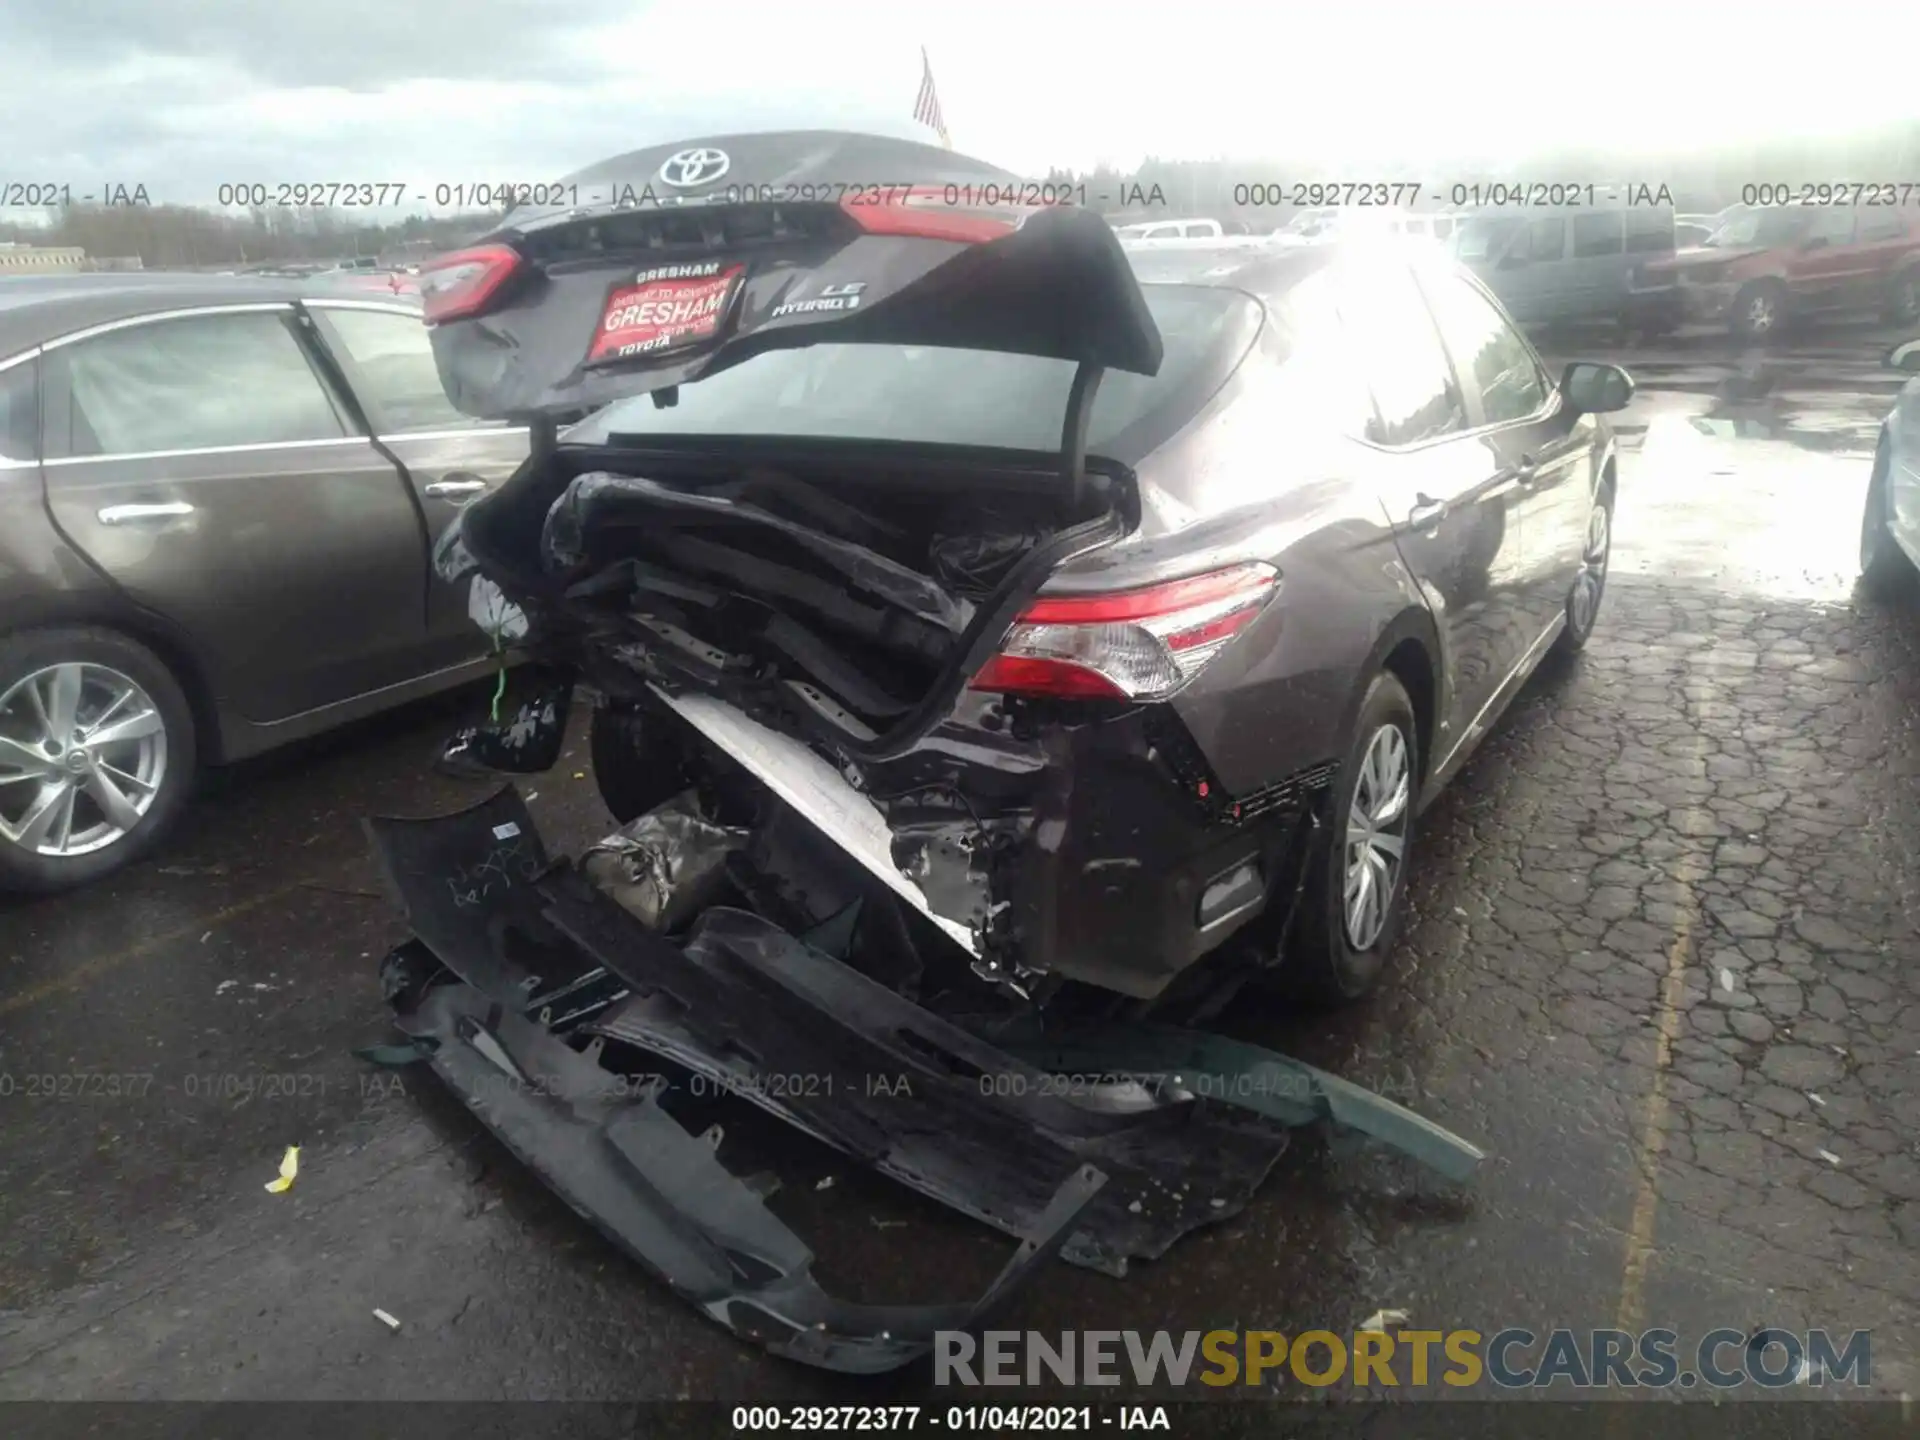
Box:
(970, 562), (1280, 702)
(419, 244), (523, 325)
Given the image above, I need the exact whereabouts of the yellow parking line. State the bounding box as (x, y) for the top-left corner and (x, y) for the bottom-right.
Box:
(1614, 732), (1713, 1333)
(0, 884), (303, 1019)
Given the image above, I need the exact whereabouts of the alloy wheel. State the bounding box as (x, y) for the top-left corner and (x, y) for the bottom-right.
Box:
(0, 663), (168, 857)
(1743, 291), (1777, 335)
(1343, 723), (1411, 951)
(1571, 502), (1612, 634)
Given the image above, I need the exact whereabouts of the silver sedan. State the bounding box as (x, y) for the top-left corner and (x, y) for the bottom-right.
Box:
(1862, 339), (1920, 594)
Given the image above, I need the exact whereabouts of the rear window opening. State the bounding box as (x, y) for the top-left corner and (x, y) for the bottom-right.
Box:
(565, 285), (1256, 453)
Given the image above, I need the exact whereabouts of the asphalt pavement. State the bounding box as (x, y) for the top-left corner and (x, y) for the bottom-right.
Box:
(3, 317), (1918, 1406)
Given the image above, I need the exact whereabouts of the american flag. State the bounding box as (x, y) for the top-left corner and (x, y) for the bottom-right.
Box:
(913, 47), (950, 149)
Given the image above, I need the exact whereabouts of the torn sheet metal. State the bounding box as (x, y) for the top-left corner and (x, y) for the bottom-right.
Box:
(1002, 1027), (1487, 1184)
(580, 790), (749, 931)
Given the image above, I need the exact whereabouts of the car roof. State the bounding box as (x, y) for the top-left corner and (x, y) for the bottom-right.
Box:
(0, 272), (420, 357)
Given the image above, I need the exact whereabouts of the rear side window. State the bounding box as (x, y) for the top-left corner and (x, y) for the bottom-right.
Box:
(0, 359), (35, 462)
(1333, 262), (1467, 446)
(575, 287), (1259, 455)
(1860, 208), (1906, 242)
(54, 312), (347, 458)
(1807, 207), (1857, 246)
(1528, 217), (1567, 262)
(314, 307), (467, 434)
(1272, 274), (1378, 442)
(1624, 209), (1675, 254)
(1419, 270), (1547, 425)
(1572, 213), (1624, 257)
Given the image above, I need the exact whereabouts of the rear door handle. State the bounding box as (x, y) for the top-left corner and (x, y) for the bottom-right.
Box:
(98, 502), (194, 524)
(424, 478), (487, 499)
(1409, 496), (1447, 532)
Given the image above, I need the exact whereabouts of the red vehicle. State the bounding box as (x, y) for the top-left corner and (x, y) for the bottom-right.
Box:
(1653, 204), (1920, 340)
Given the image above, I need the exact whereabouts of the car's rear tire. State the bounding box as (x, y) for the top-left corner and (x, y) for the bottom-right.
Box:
(1288, 671), (1419, 1006)
(1860, 439), (1916, 598)
(1554, 483), (1614, 655)
(0, 627), (197, 894)
(1731, 280), (1788, 343)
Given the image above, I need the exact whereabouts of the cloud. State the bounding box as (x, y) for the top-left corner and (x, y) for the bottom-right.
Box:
(2, 0), (1912, 211)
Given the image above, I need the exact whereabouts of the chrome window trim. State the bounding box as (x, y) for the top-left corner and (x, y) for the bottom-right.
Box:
(40, 302), (296, 351)
(301, 299), (424, 317)
(375, 426), (530, 443)
(37, 303), (367, 463)
(43, 436), (373, 468)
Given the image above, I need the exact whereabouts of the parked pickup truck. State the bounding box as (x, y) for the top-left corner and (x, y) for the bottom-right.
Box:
(1648, 204), (1920, 341)
(1113, 217), (1270, 250)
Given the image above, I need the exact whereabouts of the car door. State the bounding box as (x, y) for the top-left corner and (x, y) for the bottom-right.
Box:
(1416, 262), (1594, 643)
(1567, 210), (1626, 319)
(38, 303), (434, 722)
(1476, 215), (1554, 326)
(1328, 258), (1532, 752)
(301, 300), (530, 666)
(1892, 377), (1920, 554)
(1853, 207), (1914, 310)
(1786, 206), (1860, 311)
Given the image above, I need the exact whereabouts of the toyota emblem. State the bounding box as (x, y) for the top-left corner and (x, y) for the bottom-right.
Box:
(658, 148), (731, 189)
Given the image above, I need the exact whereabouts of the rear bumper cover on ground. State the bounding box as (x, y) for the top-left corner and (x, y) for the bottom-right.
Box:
(363, 788), (1484, 1374)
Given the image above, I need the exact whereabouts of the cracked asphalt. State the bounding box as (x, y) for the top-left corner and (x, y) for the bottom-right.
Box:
(2, 321), (1917, 1405)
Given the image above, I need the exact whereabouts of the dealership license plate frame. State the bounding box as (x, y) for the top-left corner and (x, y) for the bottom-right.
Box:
(586, 262), (746, 367)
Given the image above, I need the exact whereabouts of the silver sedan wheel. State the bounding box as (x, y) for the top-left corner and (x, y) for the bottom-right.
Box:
(1344, 722), (1411, 951)
(0, 663), (168, 858)
(1571, 502), (1611, 634)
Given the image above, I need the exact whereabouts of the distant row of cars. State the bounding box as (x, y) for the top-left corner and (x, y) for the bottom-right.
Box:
(1117, 200), (1920, 342)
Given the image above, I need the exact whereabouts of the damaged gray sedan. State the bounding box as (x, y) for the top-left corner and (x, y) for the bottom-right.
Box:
(359, 130), (1630, 1371)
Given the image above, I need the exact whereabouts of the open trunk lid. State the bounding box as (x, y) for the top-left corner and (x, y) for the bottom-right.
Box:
(418, 129), (1166, 423)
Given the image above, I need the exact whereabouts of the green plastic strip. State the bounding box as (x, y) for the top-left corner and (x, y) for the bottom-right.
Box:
(1003, 1024), (1486, 1184)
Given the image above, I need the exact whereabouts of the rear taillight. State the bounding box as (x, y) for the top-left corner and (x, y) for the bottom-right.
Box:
(970, 562), (1279, 701)
(842, 186), (1025, 244)
(419, 244), (522, 324)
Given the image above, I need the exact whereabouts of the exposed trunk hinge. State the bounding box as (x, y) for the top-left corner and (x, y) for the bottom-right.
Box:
(1061, 361), (1105, 512)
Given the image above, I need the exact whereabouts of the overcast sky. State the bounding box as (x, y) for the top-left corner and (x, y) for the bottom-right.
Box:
(3, 0), (1913, 212)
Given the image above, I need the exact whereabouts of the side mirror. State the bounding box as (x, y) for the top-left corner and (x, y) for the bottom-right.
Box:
(1887, 340), (1920, 374)
(1562, 361), (1635, 414)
